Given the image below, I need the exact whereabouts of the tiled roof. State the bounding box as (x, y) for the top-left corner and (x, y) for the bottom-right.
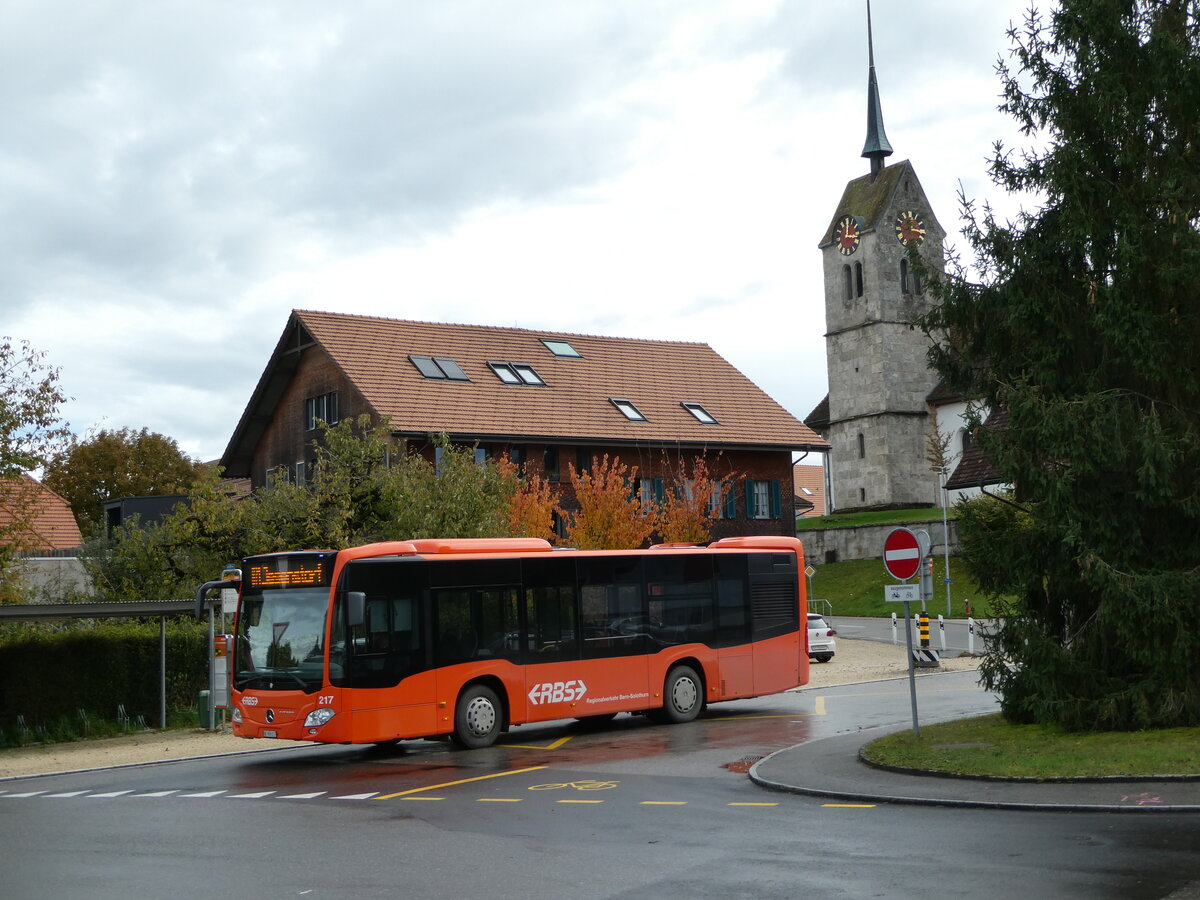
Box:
(926, 380), (964, 406)
(0, 476), (83, 551)
(292, 310), (829, 450)
(945, 409), (1009, 490)
(792, 464), (826, 517)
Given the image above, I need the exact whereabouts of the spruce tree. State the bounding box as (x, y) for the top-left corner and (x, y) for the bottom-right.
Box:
(922, 0), (1200, 730)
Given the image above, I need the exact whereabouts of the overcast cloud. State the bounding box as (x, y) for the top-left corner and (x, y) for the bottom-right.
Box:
(4, 0), (1034, 463)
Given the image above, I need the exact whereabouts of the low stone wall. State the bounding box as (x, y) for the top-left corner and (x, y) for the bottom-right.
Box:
(797, 519), (959, 565)
(14, 556), (91, 597)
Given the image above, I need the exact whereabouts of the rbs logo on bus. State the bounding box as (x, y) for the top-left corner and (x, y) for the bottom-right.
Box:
(527, 679), (588, 705)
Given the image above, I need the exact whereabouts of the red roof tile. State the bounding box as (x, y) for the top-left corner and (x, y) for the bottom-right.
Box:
(294, 310), (827, 450)
(0, 476), (83, 551)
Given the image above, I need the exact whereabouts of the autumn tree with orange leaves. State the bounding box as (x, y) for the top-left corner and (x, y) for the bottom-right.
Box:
(653, 455), (729, 544)
(562, 454), (655, 550)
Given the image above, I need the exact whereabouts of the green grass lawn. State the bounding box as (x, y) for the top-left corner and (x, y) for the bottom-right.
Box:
(805, 556), (1000, 618)
(861, 713), (1200, 778)
(797, 506), (951, 531)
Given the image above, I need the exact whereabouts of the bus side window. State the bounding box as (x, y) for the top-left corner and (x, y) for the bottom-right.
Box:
(521, 557), (579, 663)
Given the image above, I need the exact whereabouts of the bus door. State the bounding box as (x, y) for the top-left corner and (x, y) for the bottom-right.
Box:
(336, 560), (439, 742)
(431, 584), (525, 715)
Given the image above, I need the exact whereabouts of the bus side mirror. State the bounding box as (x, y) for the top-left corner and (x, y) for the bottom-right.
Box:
(346, 591), (366, 628)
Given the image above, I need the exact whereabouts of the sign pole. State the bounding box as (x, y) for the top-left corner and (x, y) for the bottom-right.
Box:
(903, 599), (919, 738)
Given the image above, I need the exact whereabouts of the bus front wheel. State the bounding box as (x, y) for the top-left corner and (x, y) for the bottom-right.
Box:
(452, 684), (503, 749)
(651, 665), (703, 724)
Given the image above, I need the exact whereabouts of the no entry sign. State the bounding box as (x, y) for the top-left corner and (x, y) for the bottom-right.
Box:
(883, 528), (922, 581)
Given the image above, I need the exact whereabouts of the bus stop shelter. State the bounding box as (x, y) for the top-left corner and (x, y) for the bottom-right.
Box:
(0, 597), (222, 731)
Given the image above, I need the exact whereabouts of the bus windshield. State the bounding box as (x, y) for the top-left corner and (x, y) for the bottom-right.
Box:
(235, 586), (329, 693)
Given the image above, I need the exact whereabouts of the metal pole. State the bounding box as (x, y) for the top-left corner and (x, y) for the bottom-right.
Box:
(160, 616), (167, 730)
(940, 467), (952, 617)
(904, 600), (919, 738)
(207, 603), (216, 731)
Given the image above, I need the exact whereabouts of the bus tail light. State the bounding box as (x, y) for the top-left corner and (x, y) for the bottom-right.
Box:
(304, 708), (336, 728)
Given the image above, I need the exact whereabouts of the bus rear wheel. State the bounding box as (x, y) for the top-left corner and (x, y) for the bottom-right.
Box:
(650, 665), (703, 724)
(452, 684), (503, 749)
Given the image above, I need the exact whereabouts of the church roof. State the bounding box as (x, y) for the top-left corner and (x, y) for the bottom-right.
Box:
(945, 409), (1009, 491)
(803, 394), (830, 431)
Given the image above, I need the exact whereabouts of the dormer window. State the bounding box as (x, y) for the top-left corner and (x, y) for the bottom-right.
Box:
(410, 355), (470, 381)
(489, 362), (545, 385)
(610, 398), (647, 422)
(681, 402), (718, 424)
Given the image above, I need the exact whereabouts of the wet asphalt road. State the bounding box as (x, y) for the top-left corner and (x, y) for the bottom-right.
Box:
(3, 672), (1198, 899)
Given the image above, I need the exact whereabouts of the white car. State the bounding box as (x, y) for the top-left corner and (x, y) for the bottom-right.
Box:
(807, 613), (836, 663)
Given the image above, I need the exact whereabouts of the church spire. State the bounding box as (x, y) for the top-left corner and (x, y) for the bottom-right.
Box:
(861, 0), (893, 181)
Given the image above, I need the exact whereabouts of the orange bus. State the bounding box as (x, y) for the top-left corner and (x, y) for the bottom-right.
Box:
(210, 535), (809, 749)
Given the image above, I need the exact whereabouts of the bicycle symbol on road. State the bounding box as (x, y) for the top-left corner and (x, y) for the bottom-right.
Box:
(529, 779), (619, 791)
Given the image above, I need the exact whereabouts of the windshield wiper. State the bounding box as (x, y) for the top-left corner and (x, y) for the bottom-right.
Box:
(237, 671), (310, 691)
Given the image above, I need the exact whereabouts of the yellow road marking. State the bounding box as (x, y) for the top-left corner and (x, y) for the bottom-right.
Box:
(815, 696), (825, 716)
(557, 799), (605, 804)
(728, 802), (778, 807)
(640, 801), (687, 806)
(401, 796), (444, 802)
(822, 803), (876, 808)
(477, 798), (522, 803)
(375, 765), (548, 799)
(502, 735), (575, 750)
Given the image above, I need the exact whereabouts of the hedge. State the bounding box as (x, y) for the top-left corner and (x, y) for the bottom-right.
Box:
(0, 619), (209, 729)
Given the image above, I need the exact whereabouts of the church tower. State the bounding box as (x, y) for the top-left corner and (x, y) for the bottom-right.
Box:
(810, 1), (945, 511)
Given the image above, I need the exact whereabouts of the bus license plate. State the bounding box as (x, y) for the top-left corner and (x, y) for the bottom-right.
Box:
(263, 730), (277, 738)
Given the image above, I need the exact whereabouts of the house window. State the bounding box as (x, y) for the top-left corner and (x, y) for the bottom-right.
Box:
(900, 258), (910, 295)
(610, 398), (647, 421)
(474, 447), (487, 466)
(575, 447), (591, 476)
(294, 461), (306, 487)
(960, 427), (974, 454)
(745, 480), (782, 519)
(305, 392), (339, 430)
(544, 446), (560, 482)
(541, 339), (581, 358)
(410, 355), (470, 381)
(488, 362), (545, 385)
(855, 262), (864, 297)
(681, 402), (718, 424)
(638, 477), (664, 512)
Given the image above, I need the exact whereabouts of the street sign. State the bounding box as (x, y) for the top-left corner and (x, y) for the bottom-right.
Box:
(804, 565), (816, 578)
(883, 527), (923, 581)
(884, 584), (920, 603)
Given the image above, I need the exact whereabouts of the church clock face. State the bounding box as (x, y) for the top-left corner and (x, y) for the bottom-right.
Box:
(834, 215), (861, 256)
(894, 210), (926, 246)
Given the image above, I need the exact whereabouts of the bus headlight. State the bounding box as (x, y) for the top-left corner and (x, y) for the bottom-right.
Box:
(231, 707), (243, 723)
(304, 707), (336, 727)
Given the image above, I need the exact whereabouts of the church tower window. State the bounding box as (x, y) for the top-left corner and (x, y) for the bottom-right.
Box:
(857, 433), (866, 459)
(900, 258), (910, 295)
(843, 265), (853, 300)
(855, 262), (864, 297)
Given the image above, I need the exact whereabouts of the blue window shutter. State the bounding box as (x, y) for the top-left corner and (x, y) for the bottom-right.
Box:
(745, 481), (756, 518)
(770, 480), (782, 518)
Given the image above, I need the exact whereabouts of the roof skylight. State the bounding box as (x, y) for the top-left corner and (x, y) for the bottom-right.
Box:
(681, 402), (718, 424)
(410, 355), (470, 381)
(610, 398), (647, 422)
(541, 339), (581, 358)
(489, 362), (545, 385)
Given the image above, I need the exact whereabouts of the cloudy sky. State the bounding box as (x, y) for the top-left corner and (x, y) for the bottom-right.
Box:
(5, 0), (1036, 464)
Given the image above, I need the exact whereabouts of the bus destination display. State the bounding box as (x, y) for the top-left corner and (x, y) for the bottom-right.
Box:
(247, 556), (332, 589)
